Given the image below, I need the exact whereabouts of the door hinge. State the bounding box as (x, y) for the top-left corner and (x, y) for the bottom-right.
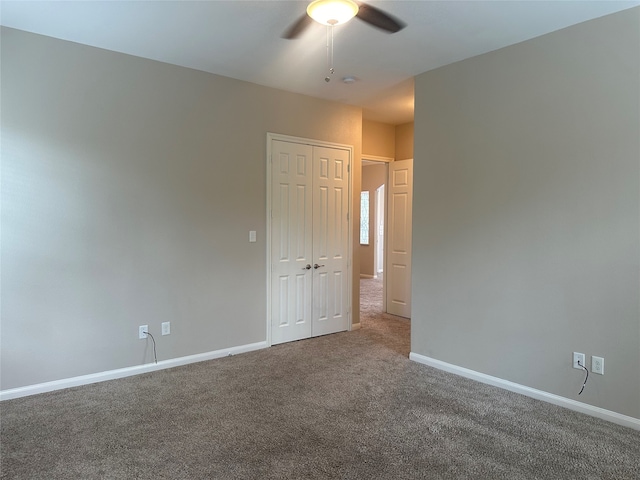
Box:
(346, 212), (349, 221)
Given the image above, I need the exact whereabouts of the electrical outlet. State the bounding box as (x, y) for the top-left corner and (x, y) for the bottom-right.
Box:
(573, 352), (585, 369)
(162, 321), (171, 336)
(592, 355), (604, 375)
(139, 325), (149, 339)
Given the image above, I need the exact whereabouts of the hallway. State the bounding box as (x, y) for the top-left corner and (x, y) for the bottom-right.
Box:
(359, 276), (411, 357)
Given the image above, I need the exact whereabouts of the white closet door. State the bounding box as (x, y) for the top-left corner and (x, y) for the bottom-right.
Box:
(386, 159), (413, 318)
(270, 140), (350, 344)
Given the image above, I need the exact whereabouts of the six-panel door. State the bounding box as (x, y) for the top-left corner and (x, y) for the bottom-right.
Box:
(386, 159), (413, 318)
(311, 146), (349, 337)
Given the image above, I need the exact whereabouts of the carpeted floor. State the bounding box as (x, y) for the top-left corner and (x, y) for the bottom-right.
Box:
(1, 278), (639, 479)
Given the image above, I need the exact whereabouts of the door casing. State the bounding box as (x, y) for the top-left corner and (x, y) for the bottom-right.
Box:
(266, 133), (354, 346)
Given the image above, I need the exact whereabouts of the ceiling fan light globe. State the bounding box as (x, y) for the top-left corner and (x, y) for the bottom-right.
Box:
(307, 0), (359, 26)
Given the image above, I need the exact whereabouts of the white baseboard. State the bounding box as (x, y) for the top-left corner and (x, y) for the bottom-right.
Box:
(409, 352), (640, 431)
(360, 274), (374, 279)
(0, 341), (267, 401)
(350, 322), (361, 330)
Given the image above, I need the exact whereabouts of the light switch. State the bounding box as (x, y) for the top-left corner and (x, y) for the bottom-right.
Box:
(249, 230), (257, 243)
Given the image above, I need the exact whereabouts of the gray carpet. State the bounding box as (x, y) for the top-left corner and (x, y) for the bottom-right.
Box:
(1, 277), (639, 479)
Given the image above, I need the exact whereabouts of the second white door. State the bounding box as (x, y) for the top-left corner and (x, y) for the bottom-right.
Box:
(271, 140), (350, 344)
(386, 159), (413, 318)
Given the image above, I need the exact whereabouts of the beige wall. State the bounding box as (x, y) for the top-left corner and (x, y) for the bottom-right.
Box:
(362, 119), (413, 161)
(359, 164), (387, 277)
(412, 8), (640, 419)
(395, 122), (414, 160)
(362, 119), (395, 158)
(0, 27), (363, 390)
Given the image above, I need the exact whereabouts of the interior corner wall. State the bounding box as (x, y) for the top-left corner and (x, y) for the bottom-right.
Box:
(412, 7), (640, 419)
(395, 122), (414, 161)
(362, 119), (395, 158)
(0, 27), (362, 391)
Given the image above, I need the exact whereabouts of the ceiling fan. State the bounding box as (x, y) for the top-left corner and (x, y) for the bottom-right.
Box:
(282, 0), (406, 39)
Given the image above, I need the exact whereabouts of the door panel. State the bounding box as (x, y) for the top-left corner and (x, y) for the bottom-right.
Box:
(271, 141), (314, 344)
(312, 146), (349, 337)
(387, 159), (413, 318)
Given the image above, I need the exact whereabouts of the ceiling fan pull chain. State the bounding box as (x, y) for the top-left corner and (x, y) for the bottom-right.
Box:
(330, 24), (335, 75)
(325, 25), (335, 82)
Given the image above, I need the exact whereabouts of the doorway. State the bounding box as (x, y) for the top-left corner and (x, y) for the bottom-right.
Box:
(360, 157), (390, 314)
(360, 157), (413, 319)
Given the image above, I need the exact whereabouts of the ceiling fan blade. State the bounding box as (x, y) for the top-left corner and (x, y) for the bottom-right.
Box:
(356, 2), (406, 34)
(282, 14), (314, 39)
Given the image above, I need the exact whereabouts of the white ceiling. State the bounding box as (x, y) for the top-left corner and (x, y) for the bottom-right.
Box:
(2, 0), (638, 125)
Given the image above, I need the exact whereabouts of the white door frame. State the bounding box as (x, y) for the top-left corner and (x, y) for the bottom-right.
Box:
(374, 183), (385, 278)
(266, 133), (354, 347)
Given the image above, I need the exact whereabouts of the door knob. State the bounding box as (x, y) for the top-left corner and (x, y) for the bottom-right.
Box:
(302, 264), (312, 270)
(313, 263), (325, 269)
